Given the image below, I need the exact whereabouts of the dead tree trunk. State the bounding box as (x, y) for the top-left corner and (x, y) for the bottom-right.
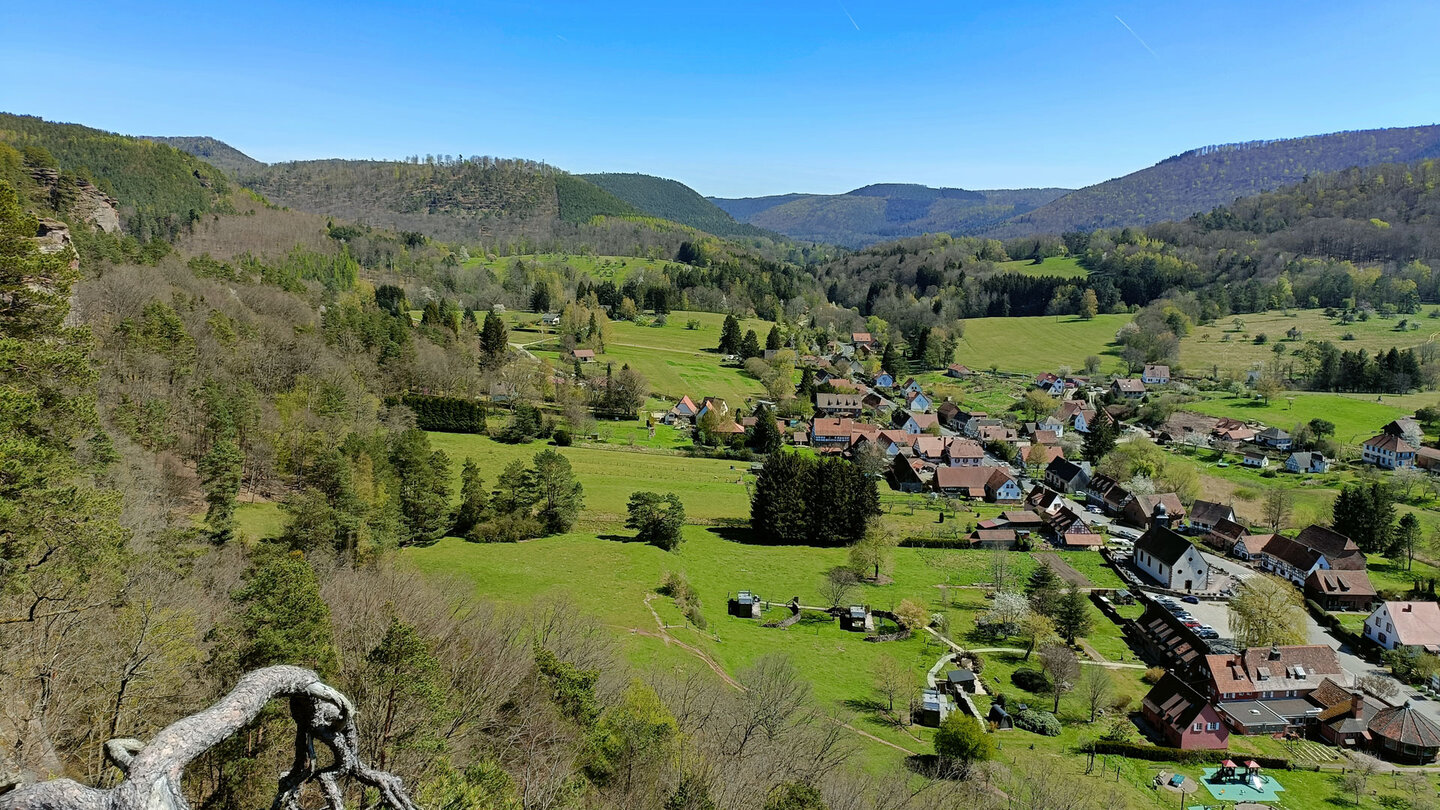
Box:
(1, 666), (418, 810)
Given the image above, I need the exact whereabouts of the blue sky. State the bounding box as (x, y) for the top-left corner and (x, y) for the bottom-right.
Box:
(2, 1), (1436, 197)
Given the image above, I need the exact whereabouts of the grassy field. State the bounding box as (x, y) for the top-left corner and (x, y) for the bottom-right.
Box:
(996, 256), (1088, 279)
(950, 314), (1133, 375)
(519, 309), (776, 406)
(462, 253), (683, 283)
(1180, 308), (1435, 376)
(1185, 390), (1408, 447)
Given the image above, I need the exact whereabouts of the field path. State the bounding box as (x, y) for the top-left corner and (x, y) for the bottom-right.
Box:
(1031, 551), (1093, 588)
(933, 635), (1145, 670)
(637, 595), (920, 756)
(610, 341), (708, 355)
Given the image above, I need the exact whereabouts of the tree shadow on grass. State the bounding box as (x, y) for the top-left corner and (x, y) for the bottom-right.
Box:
(706, 524), (767, 544)
(843, 697), (887, 714)
(598, 533), (645, 543)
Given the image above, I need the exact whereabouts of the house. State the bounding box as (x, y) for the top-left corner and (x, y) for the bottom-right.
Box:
(860, 391), (895, 413)
(898, 411), (939, 435)
(1085, 473), (1133, 514)
(540, 312), (561, 326)
(1285, 451), (1331, 474)
(904, 390), (933, 413)
(1364, 601), (1440, 652)
(1188, 500), (1236, 535)
(1044, 457), (1092, 495)
(572, 348), (597, 363)
(1416, 446), (1440, 472)
(1129, 602), (1211, 680)
(984, 469), (1024, 503)
(915, 688), (954, 728)
(1203, 518), (1248, 555)
(815, 392), (864, 418)
(851, 332), (879, 350)
(934, 466), (992, 499)
(1037, 414), (1066, 436)
(1051, 508), (1101, 548)
(1259, 525), (1367, 580)
(936, 401), (961, 429)
(1232, 533), (1277, 562)
(1073, 408), (1098, 433)
(890, 456), (927, 493)
(1368, 703), (1440, 764)
(1362, 434), (1418, 469)
(900, 378), (924, 396)
(1023, 443), (1063, 469)
(946, 364), (973, 378)
(670, 395), (699, 423)
(1305, 569), (1378, 612)
(1142, 673), (1230, 750)
(911, 435), (947, 463)
(873, 371), (895, 389)
(1111, 378), (1146, 399)
(696, 397), (728, 421)
(1133, 525), (1210, 591)
(1142, 364), (1171, 385)
(1254, 426), (1292, 450)
(1383, 417), (1424, 447)
(728, 591), (762, 619)
(976, 424), (1018, 444)
(963, 417), (1002, 438)
(1123, 493), (1186, 531)
(1256, 534), (1327, 585)
(840, 604), (873, 632)
(1242, 452), (1268, 468)
(1205, 644), (1348, 703)
(810, 418), (856, 452)
(970, 529), (1018, 549)
(945, 668), (978, 695)
(1026, 486), (1065, 518)
(943, 439), (985, 467)
(1311, 679), (1379, 749)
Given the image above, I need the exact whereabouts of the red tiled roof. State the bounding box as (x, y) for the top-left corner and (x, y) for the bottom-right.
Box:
(1381, 601), (1440, 648)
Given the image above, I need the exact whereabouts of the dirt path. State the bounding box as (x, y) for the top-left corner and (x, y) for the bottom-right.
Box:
(933, 636), (1146, 670)
(1032, 551), (1093, 588)
(637, 594), (920, 756)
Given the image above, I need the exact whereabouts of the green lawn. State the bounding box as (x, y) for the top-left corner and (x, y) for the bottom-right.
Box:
(996, 256), (1089, 279)
(1185, 391), (1408, 448)
(521, 309), (776, 406)
(1181, 308), (1432, 377)
(950, 314), (1133, 375)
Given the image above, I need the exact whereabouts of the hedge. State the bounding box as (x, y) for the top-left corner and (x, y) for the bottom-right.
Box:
(390, 393), (487, 433)
(898, 537), (972, 549)
(1086, 741), (1290, 769)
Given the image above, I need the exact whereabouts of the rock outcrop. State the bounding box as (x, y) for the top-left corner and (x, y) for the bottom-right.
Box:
(27, 168), (121, 234)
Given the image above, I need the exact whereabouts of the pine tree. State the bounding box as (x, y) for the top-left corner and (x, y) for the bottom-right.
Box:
(1054, 583), (1092, 643)
(233, 552), (339, 677)
(1026, 563), (1062, 617)
(751, 452), (812, 544)
(1082, 407), (1116, 463)
(718, 314), (742, 355)
(199, 433), (245, 542)
(881, 341), (899, 375)
(748, 403), (783, 454)
(479, 310), (509, 370)
(740, 329), (762, 360)
(390, 430), (453, 544)
(530, 449), (584, 534)
(766, 325), (783, 351)
(452, 457), (488, 536)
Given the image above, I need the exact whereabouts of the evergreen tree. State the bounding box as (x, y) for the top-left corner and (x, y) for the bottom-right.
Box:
(806, 457), (881, 545)
(199, 434), (245, 542)
(479, 310), (509, 370)
(880, 341), (899, 375)
(747, 403), (783, 454)
(530, 449), (584, 534)
(232, 551), (338, 677)
(740, 329), (762, 360)
(799, 367), (816, 400)
(1026, 563), (1062, 617)
(751, 452), (812, 544)
(718, 314), (742, 355)
(390, 429), (453, 544)
(365, 616), (444, 770)
(1082, 407), (1117, 463)
(1333, 479), (1395, 553)
(766, 325), (783, 351)
(452, 457), (488, 536)
(1394, 512), (1421, 566)
(1053, 583), (1092, 643)
(491, 459), (535, 515)
(529, 282), (551, 313)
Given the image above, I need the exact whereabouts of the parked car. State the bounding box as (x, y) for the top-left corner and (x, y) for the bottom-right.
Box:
(1183, 621), (1202, 629)
(1086, 506), (1103, 514)
(1182, 595), (1200, 604)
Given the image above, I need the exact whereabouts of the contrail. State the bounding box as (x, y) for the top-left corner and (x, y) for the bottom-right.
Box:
(1114, 15), (1158, 59)
(841, 4), (860, 30)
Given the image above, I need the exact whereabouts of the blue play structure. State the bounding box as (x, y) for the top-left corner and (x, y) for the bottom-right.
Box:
(1200, 760), (1286, 802)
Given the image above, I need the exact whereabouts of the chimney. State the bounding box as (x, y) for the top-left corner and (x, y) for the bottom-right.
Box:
(1403, 604), (1414, 613)
(1350, 691), (1364, 719)
(1269, 644), (1282, 660)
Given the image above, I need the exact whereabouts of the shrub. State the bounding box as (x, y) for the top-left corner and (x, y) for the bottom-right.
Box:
(1012, 668), (1050, 693)
(467, 512), (542, 543)
(391, 393), (486, 434)
(1014, 709), (1061, 736)
(1143, 666), (1167, 685)
(552, 429), (572, 447)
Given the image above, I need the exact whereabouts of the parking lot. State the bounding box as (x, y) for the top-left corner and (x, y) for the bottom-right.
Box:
(1145, 593), (1235, 641)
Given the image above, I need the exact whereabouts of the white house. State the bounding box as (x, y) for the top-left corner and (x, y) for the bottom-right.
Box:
(1285, 451), (1330, 474)
(1362, 434), (1418, 469)
(1133, 526), (1210, 592)
(1364, 601), (1440, 652)
(1142, 364), (1171, 385)
(905, 390), (933, 413)
(1242, 452), (1268, 468)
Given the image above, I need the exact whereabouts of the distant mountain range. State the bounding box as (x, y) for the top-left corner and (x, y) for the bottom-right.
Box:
(148, 123), (1440, 249)
(710, 184), (1071, 248)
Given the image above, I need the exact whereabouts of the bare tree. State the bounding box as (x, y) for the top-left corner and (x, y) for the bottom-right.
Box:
(1079, 665), (1114, 723)
(3, 667), (416, 810)
(872, 655), (911, 717)
(1340, 752), (1381, 807)
(1356, 674), (1401, 704)
(1038, 642), (1080, 714)
(1261, 488), (1293, 532)
(989, 547), (1012, 591)
(821, 566), (859, 608)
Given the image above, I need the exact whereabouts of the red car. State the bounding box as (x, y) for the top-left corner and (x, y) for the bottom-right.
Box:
(1183, 621), (1202, 628)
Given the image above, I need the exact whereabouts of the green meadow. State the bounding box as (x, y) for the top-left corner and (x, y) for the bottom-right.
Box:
(1180, 308), (1434, 376)
(996, 255), (1089, 279)
(1184, 390), (1408, 446)
(950, 314), (1132, 375)
(462, 252), (684, 283)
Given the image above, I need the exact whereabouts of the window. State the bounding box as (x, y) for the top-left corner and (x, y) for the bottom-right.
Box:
(1206, 722), (1220, 731)
(1193, 723), (1203, 732)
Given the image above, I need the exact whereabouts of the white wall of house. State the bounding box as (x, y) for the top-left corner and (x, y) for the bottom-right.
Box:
(1364, 603), (1401, 650)
(1136, 545), (1209, 591)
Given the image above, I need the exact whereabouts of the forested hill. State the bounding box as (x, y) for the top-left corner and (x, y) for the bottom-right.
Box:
(579, 172), (776, 239)
(143, 135), (264, 175)
(709, 184), (1071, 248)
(987, 125), (1440, 237)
